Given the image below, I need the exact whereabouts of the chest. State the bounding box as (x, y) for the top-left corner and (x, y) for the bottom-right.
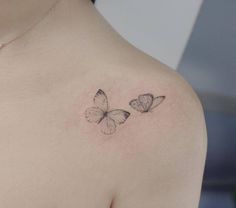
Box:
(0, 98), (113, 208)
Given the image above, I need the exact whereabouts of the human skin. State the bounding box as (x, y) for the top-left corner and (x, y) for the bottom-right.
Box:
(0, 0), (207, 207)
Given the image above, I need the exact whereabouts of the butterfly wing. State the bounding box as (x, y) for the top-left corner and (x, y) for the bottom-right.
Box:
(100, 116), (116, 135)
(150, 96), (165, 110)
(107, 110), (130, 125)
(129, 99), (145, 112)
(94, 89), (109, 112)
(85, 107), (104, 123)
(138, 93), (154, 112)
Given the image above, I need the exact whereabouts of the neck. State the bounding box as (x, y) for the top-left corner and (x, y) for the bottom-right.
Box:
(0, 0), (131, 100)
(0, 0), (130, 66)
(0, 0), (92, 50)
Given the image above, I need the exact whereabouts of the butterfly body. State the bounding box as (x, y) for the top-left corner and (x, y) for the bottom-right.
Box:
(85, 89), (130, 135)
(97, 111), (107, 124)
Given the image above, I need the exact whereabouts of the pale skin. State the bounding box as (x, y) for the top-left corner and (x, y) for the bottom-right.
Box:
(0, 0), (207, 207)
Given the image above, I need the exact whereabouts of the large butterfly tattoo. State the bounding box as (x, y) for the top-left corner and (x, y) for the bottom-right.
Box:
(129, 93), (165, 113)
(85, 89), (130, 135)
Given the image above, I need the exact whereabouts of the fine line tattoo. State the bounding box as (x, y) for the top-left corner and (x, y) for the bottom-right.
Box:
(129, 93), (165, 113)
(85, 89), (130, 135)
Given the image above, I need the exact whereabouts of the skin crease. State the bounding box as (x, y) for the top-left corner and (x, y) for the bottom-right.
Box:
(0, 0), (58, 45)
(0, 0), (207, 208)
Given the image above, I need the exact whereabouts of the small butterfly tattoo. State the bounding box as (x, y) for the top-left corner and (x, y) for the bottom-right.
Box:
(129, 93), (165, 113)
(85, 89), (130, 135)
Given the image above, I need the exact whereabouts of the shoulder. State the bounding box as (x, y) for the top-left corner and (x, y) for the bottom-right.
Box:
(112, 60), (207, 169)
(59, 52), (207, 206)
(102, 60), (207, 207)
(105, 57), (207, 146)
(81, 56), (207, 152)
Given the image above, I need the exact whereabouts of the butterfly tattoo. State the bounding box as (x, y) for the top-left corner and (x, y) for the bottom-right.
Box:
(85, 89), (130, 135)
(129, 93), (165, 113)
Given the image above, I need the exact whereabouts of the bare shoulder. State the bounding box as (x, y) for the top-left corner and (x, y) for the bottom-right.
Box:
(94, 62), (208, 208)
(80, 58), (207, 156)
(61, 52), (207, 207)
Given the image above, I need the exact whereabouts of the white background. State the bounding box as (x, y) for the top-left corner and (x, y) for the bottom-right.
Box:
(95, 0), (203, 70)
